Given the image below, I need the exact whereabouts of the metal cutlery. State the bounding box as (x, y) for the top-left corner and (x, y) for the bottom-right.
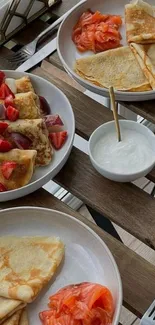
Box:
(141, 300), (155, 325)
(16, 36), (57, 72)
(0, 0), (87, 70)
(0, 19), (61, 70)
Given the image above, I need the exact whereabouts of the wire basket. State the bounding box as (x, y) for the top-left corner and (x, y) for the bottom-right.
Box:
(0, 0), (61, 45)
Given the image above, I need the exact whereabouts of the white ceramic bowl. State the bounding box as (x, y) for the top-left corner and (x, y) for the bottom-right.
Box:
(57, 0), (155, 101)
(0, 206), (123, 325)
(88, 120), (155, 182)
(0, 70), (75, 202)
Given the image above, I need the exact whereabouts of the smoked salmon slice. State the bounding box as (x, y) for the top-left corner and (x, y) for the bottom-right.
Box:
(72, 10), (122, 53)
(40, 282), (114, 325)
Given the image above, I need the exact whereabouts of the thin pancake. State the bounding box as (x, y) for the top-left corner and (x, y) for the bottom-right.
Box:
(13, 92), (41, 119)
(19, 309), (28, 325)
(0, 236), (65, 303)
(15, 77), (35, 94)
(0, 298), (22, 322)
(0, 305), (26, 325)
(130, 43), (155, 89)
(0, 149), (37, 190)
(1, 310), (23, 325)
(75, 46), (151, 91)
(125, 0), (155, 44)
(4, 119), (52, 166)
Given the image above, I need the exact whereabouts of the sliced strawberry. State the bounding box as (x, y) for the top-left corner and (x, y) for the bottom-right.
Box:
(0, 139), (12, 152)
(49, 131), (68, 150)
(0, 71), (5, 86)
(6, 105), (19, 121)
(0, 84), (6, 99)
(0, 183), (7, 192)
(1, 161), (17, 180)
(0, 122), (8, 134)
(0, 83), (15, 100)
(4, 94), (14, 108)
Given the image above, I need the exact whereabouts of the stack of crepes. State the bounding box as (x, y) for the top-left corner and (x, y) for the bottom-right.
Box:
(125, 0), (155, 90)
(0, 74), (53, 191)
(75, 0), (155, 91)
(0, 236), (65, 325)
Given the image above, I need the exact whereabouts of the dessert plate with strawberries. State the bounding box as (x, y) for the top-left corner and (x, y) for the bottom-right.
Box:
(0, 70), (75, 202)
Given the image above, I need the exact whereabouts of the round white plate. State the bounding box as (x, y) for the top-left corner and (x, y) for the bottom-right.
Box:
(0, 71), (75, 202)
(0, 207), (122, 325)
(57, 0), (155, 101)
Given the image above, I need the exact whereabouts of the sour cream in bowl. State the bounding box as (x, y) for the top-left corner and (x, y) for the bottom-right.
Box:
(88, 120), (155, 182)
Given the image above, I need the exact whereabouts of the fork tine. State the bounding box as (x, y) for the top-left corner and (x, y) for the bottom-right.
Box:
(9, 55), (28, 63)
(4, 50), (29, 62)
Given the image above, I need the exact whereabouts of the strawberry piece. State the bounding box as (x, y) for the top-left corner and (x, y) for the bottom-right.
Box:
(1, 161), (17, 180)
(0, 122), (8, 134)
(6, 105), (19, 121)
(49, 131), (68, 150)
(0, 183), (7, 192)
(0, 71), (5, 86)
(0, 139), (12, 152)
(0, 83), (15, 100)
(4, 94), (14, 108)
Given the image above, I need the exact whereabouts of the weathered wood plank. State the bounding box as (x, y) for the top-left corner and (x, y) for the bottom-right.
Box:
(0, 188), (155, 318)
(13, 19), (50, 45)
(121, 101), (155, 125)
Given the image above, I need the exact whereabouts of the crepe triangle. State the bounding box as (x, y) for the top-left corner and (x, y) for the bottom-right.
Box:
(0, 236), (64, 303)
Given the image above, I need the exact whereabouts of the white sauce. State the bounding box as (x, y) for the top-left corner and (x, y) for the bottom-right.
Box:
(93, 129), (155, 174)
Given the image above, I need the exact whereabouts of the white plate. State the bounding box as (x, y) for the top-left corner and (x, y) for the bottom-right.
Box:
(0, 71), (75, 202)
(57, 0), (155, 101)
(0, 207), (122, 325)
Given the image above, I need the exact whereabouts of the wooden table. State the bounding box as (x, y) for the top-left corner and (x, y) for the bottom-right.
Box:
(1, 1), (155, 323)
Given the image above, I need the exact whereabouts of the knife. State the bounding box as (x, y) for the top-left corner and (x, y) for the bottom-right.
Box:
(16, 0), (87, 72)
(16, 36), (57, 72)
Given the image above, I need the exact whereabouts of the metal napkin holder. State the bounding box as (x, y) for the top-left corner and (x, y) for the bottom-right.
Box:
(0, 0), (60, 45)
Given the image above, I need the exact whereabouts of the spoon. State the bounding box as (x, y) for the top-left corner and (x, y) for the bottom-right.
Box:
(109, 86), (122, 142)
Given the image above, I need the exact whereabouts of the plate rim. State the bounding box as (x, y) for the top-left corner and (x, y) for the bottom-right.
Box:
(0, 70), (75, 199)
(57, 0), (155, 98)
(0, 206), (123, 325)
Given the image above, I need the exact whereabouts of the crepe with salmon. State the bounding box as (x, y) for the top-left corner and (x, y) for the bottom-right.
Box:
(0, 298), (25, 324)
(0, 236), (65, 302)
(4, 119), (52, 166)
(130, 43), (155, 89)
(125, 0), (155, 44)
(0, 149), (37, 190)
(15, 76), (35, 94)
(75, 46), (151, 91)
(1, 310), (23, 325)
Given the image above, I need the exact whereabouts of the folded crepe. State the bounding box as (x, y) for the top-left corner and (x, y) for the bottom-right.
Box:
(130, 42), (155, 89)
(15, 76), (35, 94)
(19, 309), (28, 325)
(0, 149), (37, 190)
(0, 236), (64, 302)
(0, 298), (25, 324)
(13, 91), (42, 119)
(1, 310), (23, 325)
(75, 46), (151, 91)
(5, 119), (52, 166)
(125, 0), (155, 44)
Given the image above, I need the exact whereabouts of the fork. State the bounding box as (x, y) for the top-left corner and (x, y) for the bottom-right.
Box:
(0, 17), (62, 70)
(141, 300), (155, 325)
(0, 0), (87, 70)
